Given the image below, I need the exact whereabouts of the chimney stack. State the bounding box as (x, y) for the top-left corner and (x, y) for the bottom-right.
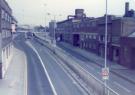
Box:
(125, 2), (129, 15)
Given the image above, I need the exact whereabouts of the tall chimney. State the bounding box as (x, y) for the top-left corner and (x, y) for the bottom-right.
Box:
(125, 2), (129, 15)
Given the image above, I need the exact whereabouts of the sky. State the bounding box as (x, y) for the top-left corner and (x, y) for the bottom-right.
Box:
(6, 0), (135, 26)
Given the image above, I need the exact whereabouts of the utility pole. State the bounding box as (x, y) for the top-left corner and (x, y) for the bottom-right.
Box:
(104, 0), (109, 94)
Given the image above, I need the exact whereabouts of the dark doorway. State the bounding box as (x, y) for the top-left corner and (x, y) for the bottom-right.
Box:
(60, 34), (63, 41)
(73, 34), (80, 46)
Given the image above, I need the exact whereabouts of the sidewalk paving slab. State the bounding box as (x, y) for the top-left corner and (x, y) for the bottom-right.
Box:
(0, 46), (27, 95)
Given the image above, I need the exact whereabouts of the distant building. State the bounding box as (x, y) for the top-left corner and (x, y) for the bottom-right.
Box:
(49, 20), (56, 39)
(56, 3), (135, 69)
(34, 25), (47, 32)
(11, 17), (17, 33)
(124, 2), (135, 17)
(0, 0), (17, 78)
(17, 25), (31, 32)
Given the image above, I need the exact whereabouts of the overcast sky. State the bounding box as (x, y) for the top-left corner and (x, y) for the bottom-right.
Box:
(6, 0), (135, 26)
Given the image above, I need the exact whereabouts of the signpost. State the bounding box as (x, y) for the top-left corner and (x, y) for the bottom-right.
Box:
(102, 68), (109, 80)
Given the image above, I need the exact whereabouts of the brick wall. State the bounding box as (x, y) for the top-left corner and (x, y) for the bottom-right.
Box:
(120, 37), (135, 69)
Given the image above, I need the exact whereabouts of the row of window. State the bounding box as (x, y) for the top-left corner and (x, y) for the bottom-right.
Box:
(81, 42), (96, 49)
(1, 20), (11, 29)
(81, 34), (97, 40)
(2, 30), (11, 39)
(80, 34), (118, 43)
(1, 9), (12, 23)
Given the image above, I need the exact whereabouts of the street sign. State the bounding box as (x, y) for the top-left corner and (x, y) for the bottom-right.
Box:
(102, 68), (109, 80)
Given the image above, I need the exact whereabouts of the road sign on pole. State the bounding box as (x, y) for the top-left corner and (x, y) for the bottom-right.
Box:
(102, 68), (109, 80)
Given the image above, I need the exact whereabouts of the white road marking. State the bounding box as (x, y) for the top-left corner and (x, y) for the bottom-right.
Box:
(26, 42), (58, 95)
(24, 55), (28, 95)
(29, 39), (119, 95)
(46, 50), (77, 84)
(113, 81), (131, 93)
(46, 50), (89, 95)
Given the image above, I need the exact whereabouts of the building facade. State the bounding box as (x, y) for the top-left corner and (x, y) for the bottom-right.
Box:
(49, 20), (56, 40)
(56, 3), (135, 69)
(0, 0), (16, 78)
(120, 37), (135, 69)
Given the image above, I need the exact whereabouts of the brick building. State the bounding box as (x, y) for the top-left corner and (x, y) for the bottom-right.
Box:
(56, 3), (135, 69)
(0, 0), (17, 78)
(49, 20), (56, 38)
(120, 36), (135, 69)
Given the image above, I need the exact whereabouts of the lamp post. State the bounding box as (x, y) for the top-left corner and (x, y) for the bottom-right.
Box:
(44, 4), (47, 32)
(105, 0), (108, 73)
(104, 0), (109, 94)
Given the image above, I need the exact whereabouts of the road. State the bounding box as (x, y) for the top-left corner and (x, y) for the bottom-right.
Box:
(14, 33), (54, 95)
(57, 42), (135, 95)
(13, 33), (86, 95)
(13, 32), (135, 95)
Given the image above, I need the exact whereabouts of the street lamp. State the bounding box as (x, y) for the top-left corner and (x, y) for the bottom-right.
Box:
(103, 0), (109, 94)
(44, 4), (47, 32)
(105, 0), (108, 73)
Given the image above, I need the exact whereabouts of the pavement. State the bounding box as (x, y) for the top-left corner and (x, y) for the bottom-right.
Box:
(14, 33), (85, 95)
(57, 42), (135, 85)
(34, 35), (135, 95)
(14, 33), (54, 95)
(0, 45), (27, 95)
(28, 39), (87, 95)
(35, 34), (135, 84)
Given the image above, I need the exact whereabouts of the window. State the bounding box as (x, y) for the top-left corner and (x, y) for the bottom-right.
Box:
(99, 35), (104, 42)
(116, 49), (119, 56)
(93, 35), (96, 39)
(92, 21), (96, 27)
(89, 35), (92, 39)
(1, 9), (5, 19)
(112, 36), (119, 43)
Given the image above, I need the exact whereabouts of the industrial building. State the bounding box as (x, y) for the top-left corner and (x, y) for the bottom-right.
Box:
(49, 20), (56, 40)
(56, 3), (135, 69)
